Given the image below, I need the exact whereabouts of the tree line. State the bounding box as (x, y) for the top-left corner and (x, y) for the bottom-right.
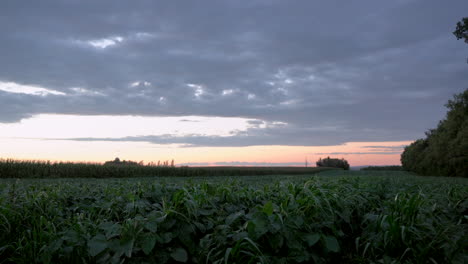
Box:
(400, 18), (468, 177)
(401, 89), (467, 177)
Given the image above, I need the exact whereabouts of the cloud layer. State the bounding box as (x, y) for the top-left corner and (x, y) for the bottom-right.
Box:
(1, 0), (467, 146)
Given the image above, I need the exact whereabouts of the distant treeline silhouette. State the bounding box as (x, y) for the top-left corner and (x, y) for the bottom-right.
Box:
(360, 166), (404, 171)
(401, 89), (467, 177)
(104, 157), (175, 167)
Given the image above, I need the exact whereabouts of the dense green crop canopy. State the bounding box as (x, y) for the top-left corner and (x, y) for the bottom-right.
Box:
(0, 171), (467, 263)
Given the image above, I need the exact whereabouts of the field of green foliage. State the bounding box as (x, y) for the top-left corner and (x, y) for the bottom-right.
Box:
(1, 171), (467, 263)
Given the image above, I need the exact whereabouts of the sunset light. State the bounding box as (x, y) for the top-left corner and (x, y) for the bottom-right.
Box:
(1, 1), (467, 262)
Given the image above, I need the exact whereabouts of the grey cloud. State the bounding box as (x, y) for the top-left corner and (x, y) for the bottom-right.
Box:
(1, 0), (467, 146)
(45, 122), (415, 147)
(313, 152), (402, 156)
(362, 145), (407, 150)
(179, 119), (200, 122)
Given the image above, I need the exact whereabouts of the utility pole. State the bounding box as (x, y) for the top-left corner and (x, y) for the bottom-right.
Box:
(305, 157), (308, 167)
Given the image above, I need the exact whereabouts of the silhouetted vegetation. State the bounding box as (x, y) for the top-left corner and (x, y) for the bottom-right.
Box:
(453, 17), (468, 43)
(316, 157), (349, 170)
(104, 157), (140, 166)
(360, 166), (404, 171)
(0, 159), (334, 178)
(401, 89), (468, 177)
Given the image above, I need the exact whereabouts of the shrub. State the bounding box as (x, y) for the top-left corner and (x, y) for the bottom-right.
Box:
(316, 157), (350, 170)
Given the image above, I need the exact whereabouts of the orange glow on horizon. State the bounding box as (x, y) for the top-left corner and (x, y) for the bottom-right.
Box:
(0, 138), (412, 167)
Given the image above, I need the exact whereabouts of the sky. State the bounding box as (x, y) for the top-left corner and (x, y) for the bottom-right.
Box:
(0, 0), (467, 166)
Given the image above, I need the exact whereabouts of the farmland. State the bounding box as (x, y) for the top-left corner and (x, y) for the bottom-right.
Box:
(1, 170), (467, 263)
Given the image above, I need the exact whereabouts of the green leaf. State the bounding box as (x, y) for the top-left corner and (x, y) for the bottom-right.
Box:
(324, 235), (340, 252)
(293, 216), (304, 227)
(198, 208), (215, 216)
(232, 231), (248, 242)
(262, 201), (274, 215)
(247, 215), (268, 239)
(88, 234), (108, 257)
(268, 234), (284, 249)
(224, 248), (232, 264)
(144, 220), (158, 233)
(304, 233), (320, 247)
(171, 247), (188, 263)
(141, 236), (156, 255)
(225, 211), (244, 225)
(118, 238), (135, 258)
(158, 232), (173, 244)
(99, 222), (120, 239)
(193, 221), (206, 233)
(47, 238), (63, 253)
(155, 214), (167, 223)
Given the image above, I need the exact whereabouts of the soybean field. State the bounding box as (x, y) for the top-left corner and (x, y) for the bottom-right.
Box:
(0, 171), (467, 263)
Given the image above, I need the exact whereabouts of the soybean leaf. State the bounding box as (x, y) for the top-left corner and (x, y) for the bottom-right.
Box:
(226, 211), (244, 225)
(171, 248), (188, 263)
(304, 234), (320, 247)
(193, 221), (206, 233)
(262, 201), (274, 216)
(47, 238), (63, 253)
(268, 234), (284, 249)
(144, 220), (158, 233)
(158, 232), (173, 244)
(120, 238), (135, 258)
(324, 235), (340, 252)
(88, 234), (108, 257)
(232, 231), (248, 241)
(99, 222), (120, 239)
(198, 208), (215, 216)
(141, 236), (156, 255)
(247, 215), (268, 239)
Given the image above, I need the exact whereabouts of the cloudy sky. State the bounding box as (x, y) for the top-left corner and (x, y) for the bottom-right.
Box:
(1, 0), (467, 166)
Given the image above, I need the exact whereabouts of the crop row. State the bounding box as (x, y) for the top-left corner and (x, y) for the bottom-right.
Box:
(0, 159), (332, 178)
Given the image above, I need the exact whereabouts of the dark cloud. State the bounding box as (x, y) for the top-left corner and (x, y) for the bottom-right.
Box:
(313, 152), (402, 156)
(1, 0), (467, 145)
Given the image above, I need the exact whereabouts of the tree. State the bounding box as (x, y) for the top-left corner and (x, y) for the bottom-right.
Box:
(402, 20), (468, 177)
(316, 157), (350, 170)
(401, 89), (468, 177)
(453, 17), (468, 43)
(104, 157), (139, 166)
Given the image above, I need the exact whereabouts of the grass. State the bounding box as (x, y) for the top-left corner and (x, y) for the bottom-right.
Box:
(0, 170), (467, 263)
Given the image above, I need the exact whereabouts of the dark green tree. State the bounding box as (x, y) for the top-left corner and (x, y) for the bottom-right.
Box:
(316, 157), (350, 170)
(104, 157), (139, 166)
(453, 17), (468, 43)
(401, 20), (468, 177)
(401, 89), (468, 177)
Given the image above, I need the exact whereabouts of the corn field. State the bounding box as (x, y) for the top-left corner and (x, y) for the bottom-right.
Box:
(0, 159), (332, 178)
